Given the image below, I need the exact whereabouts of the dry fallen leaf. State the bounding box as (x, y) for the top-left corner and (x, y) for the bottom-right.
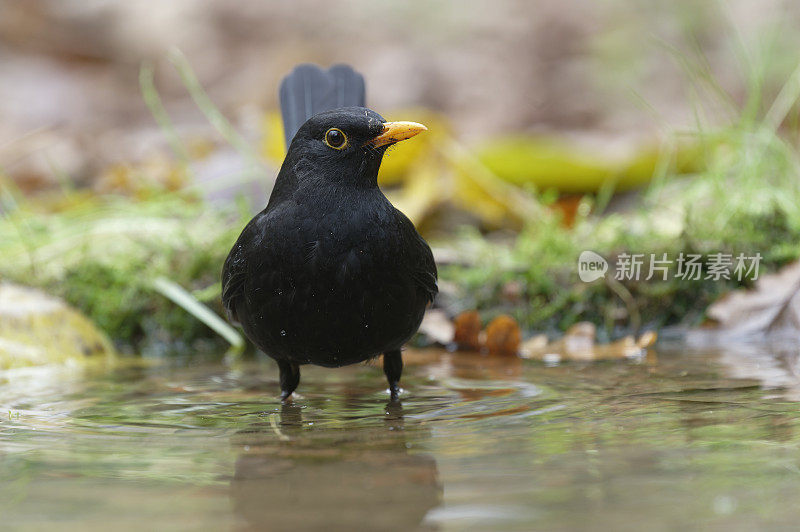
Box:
(520, 320), (656, 362)
(707, 260), (800, 336)
(484, 315), (521, 356)
(453, 311), (482, 351)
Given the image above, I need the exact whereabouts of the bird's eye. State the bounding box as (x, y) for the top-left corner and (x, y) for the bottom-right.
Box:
(324, 128), (347, 150)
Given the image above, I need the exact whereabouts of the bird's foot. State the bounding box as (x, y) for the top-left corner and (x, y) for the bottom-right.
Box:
(388, 384), (403, 402)
(383, 350), (404, 402)
(280, 391), (303, 403)
(277, 360), (300, 403)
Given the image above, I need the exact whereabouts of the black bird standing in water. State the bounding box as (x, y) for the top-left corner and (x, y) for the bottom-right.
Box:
(222, 65), (437, 401)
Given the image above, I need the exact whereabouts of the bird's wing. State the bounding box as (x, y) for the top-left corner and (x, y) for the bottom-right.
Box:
(395, 210), (438, 303)
(221, 244), (246, 325)
(411, 233), (439, 304)
(221, 215), (264, 325)
(279, 64), (366, 147)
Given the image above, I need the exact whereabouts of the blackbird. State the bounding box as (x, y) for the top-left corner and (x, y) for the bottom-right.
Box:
(222, 64), (437, 401)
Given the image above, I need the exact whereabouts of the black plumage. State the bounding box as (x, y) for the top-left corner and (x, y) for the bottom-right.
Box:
(222, 65), (436, 400)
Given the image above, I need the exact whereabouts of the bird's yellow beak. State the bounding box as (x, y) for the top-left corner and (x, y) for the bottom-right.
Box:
(369, 121), (427, 148)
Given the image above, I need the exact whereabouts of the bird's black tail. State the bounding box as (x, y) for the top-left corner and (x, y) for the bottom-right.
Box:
(278, 64), (366, 148)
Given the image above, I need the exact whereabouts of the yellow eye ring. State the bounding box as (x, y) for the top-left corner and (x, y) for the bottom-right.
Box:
(324, 128), (348, 150)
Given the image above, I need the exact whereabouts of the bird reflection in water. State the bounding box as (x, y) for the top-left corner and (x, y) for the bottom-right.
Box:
(230, 401), (442, 531)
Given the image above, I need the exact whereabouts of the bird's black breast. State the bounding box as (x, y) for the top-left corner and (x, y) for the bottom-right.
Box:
(222, 190), (436, 367)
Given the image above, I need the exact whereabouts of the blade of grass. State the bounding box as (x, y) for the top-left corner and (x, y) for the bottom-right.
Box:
(167, 48), (262, 166)
(766, 61), (800, 132)
(139, 61), (192, 166)
(152, 277), (244, 353)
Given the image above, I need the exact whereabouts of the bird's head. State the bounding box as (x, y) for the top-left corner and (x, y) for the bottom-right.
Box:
(283, 107), (426, 189)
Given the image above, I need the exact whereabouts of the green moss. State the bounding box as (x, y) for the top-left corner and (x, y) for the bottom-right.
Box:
(0, 191), (247, 355)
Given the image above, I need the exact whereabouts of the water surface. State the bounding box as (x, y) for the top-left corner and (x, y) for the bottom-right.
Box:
(2, 344), (800, 531)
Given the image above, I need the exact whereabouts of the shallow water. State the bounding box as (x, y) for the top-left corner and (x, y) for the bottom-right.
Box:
(2, 344), (800, 531)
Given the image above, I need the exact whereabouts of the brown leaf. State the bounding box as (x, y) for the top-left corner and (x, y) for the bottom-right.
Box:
(453, 311), (482, 351)
(707, 261), (800, 335)
(484, 315), (521, 357)
(519, 321), (655, 362)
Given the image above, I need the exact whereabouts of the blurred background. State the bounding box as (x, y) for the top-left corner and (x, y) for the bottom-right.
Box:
(2, 0), (800, 358)
(3, 1), (795, 169)
(3, 0), (788, 185)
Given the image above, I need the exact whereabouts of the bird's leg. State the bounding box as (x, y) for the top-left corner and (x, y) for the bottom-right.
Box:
(383, 350), (403, 401)
(277, 360), (300, 401)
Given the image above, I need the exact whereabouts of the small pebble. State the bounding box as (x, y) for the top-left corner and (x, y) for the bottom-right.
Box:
(543, 353), (561, 366)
